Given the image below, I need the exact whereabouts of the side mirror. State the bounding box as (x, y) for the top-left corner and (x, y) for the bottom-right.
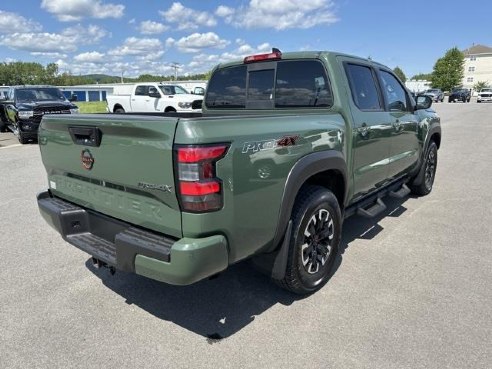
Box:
(69, 94), (78, 102)
(415, 95), (432, 110)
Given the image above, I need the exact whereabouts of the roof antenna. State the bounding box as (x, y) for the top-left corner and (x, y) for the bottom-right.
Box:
(272, 48), (281, 53)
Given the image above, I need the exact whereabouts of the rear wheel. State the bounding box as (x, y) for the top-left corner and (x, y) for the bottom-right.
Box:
(114, 107), (125, 113)
(276, 186), (341, 294)
(410, 141), (438, 196)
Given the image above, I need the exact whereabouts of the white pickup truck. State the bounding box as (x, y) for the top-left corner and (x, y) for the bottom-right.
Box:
(106, 83), (203, 113)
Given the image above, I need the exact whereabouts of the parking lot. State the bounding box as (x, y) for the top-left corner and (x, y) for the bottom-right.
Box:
(1, 103), (491, 368)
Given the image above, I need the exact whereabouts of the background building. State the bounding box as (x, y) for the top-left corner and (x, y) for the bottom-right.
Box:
(462, 44), (492, 90)
(405, 80), (431, 93)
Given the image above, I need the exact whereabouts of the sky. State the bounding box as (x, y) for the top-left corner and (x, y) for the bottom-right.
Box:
(0, 0), (491, 79)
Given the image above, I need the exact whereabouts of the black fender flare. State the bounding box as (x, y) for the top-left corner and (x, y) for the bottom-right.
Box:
(412, 124), (441, 185)
(270, 150), (348, 252)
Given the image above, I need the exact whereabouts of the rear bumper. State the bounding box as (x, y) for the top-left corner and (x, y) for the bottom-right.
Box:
(37, 190), (229, 285)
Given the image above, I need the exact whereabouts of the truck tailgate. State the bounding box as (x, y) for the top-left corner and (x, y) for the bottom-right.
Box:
(38, 114), (182, 238)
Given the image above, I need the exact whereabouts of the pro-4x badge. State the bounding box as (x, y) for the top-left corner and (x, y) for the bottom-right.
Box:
(81, 149), (95, 170)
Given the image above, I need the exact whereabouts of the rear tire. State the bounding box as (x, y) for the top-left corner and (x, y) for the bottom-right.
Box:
(410, 141), (438, 196)
(114, 107), (125, 114)
(276, 186), (341, 295)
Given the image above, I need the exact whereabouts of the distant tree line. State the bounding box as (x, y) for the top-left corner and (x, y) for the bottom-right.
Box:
(0, 61), (211, 87)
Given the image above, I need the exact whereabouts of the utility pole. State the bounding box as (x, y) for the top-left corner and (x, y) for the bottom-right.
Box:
(170, 63), (181, 80)
(120, 70), (124, 84)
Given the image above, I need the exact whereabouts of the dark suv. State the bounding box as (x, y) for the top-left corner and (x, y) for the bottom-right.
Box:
(448, 88), (471, 103)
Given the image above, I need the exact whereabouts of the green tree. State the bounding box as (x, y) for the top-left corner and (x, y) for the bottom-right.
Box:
(411, 73), (433, 81)
(393, 66), (406, 82)
(431, 47), (464, 91)
(473, 80), (489, 92)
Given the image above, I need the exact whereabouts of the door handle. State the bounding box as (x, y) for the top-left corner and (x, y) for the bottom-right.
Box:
(358, 123), (370, 138)
(393, 120), (403, 132)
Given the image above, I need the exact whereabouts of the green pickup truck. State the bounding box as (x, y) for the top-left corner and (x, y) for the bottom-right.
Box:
(37, 50), (441, 294)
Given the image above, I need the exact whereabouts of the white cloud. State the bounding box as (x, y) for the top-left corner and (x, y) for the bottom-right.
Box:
(108, 37), (163, 57)
(167, 32), (229, 53)
(136, 51), (165, 62)
(31, 52), (68, 59)
(139, 21), (169, 35)
(215, 5), (235, 18)
(218, 0), (338, 30)
(186, 43), (271, 74)
(62, 24), (108, 44)
(41, 0), (125, 22)
(0, 33), (78, 53)
(160, 2), (216, 31)
(0, 11), (42, 34)
(74, 51), (106, 63)
(0, 25), (108, 53)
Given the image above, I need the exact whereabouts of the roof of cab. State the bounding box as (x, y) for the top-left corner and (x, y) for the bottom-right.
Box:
(213, 50), (388, 70)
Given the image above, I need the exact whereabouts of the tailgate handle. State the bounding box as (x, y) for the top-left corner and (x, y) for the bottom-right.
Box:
(68, 126), (102, 147)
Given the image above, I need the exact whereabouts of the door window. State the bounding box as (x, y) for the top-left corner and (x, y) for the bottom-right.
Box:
(345, 64), (382, 111)
(135, 85), (149, 96)
(379, 71), (408, 111)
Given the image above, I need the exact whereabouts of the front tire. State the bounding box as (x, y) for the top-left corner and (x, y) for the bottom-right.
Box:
(410, 141), (438, 196)
(18, 132), (28, 144)
(277, 186), (342, 294)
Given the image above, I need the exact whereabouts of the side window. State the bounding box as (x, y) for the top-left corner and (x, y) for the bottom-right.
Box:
(148, 86), (160, 96)
(379, 70), (408, 111)
(205, 65), (247, 109)
(275, 60), (332, 108)
(135, 85), (148, 96)
(345, 64), (382, 111)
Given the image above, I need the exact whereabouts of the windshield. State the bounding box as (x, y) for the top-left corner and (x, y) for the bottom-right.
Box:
(481, 88), (492, 92)
(158, 85), (189, 95)
(15, 88), (66, 102)
(427, 90), (439, 93)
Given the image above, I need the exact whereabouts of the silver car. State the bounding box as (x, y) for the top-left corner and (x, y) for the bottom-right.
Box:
(424, 89), (444, 102)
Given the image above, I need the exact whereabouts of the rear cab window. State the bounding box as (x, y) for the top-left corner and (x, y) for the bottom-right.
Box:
(205, 59), (333, 110)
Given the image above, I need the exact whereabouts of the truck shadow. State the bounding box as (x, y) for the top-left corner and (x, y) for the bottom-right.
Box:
(85, 195), (411, 341)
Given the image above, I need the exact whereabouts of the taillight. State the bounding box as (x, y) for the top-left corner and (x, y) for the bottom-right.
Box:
(244, 51), (282, 64)
(175, 144), (229, 212)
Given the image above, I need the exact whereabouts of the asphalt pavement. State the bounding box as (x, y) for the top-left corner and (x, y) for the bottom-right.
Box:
(0, 103), (491, 369)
